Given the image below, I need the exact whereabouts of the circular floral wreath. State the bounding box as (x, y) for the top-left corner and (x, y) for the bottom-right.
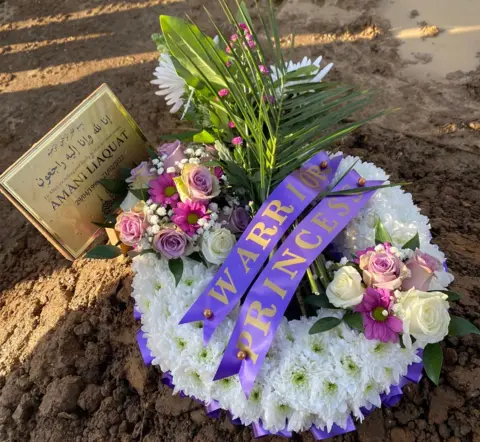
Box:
(131, 155), (454, 435)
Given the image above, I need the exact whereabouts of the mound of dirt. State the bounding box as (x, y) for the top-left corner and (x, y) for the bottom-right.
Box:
(1, 0), (480, 441)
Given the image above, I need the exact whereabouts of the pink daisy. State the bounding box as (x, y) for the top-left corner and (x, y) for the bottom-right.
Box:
(172, 201), (209, 236)
(148, 174), (179, 207)
(355, 287), (403, 343)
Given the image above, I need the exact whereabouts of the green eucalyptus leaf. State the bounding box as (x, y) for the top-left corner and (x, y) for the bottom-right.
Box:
(85, 245), (123, 259)
(374, 218), (393, 245)
(402, 232), (420, 251)
(92, 220), (115, 229)
(100, 179), (128, 196)
(168, 258), (184, 287)
(129, 188), (149, 201)
(423, 342), (443, 386)
(187, 252), (203, 263)
(193, 130), (216, 144)
(448, 316), (480, 336)
(430, 290), (461, 302)
(159, 131), (197, 141)
(309, 317), (342, 335)
(305, 295), (336, 309)
(343, 312), (364, 331)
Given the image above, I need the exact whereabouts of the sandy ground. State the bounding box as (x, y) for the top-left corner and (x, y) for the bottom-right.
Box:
(1, 0), (480, 441)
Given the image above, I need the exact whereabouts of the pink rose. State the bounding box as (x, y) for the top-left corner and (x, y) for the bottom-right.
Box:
(125, 161), (156, 189)
(158, 140), (186, 170)
(115, 211), (146, 246)
(358, 244), (409, 290)
(402, 250), (442, 291)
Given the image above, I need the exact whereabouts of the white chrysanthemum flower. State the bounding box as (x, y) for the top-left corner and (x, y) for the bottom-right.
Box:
(270, 55), (333, 87)
(151, 53), (186, 113)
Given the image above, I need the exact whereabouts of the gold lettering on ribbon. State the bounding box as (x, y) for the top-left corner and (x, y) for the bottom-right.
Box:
(306, 165), (331, 181)
(295, 229), (323, 249)
(208, 268), (237, 305)
(299, 171), (319, 188)
(298, 164), (331, 188)
(327, 198), (350, 216)
(311, 212), (338, 233)
(246, 223), (278, 249)
(237, 248), (259, 274)
(286, 182), (306, 201)
(272, 248), (306, 280)
(237, 331), (259, 364)
(263, 278), (287, 299)
(261, 200), (294, 225)
(244, 301), (277, 336)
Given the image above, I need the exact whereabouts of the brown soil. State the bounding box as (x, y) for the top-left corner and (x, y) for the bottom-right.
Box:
(1, 0), (480, 441)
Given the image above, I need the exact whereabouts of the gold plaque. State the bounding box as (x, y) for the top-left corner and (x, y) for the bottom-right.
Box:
(0, 84), (151, 260)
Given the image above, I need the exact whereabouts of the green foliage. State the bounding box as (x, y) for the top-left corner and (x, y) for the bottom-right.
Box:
(423, 342), (443, 386)
(402, 232), (420, 251)
(305, 294), (336, 309)
(129, 188), (149, 200)
(448, 316), (480, 336)
(343, 312), (364, 331)
(431, 290), (461, 302)
(168, 258), (184, 287)
(157, 0), (385, 207)
(92, 220), (115, 229)
(374, 218), (393, 245)
(100, 178), (128, 196)
(193, 130), (216, 143)
(85, 245), (123, 259)
(309, 317), (342, 335)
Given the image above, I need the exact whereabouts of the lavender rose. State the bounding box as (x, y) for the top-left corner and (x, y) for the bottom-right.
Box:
(402, 250), (442, 291)
(174, 164), (220, 202)
(229, 207), (250, 233)
(358, 244), (409, 290)
(115, 211), (146, 246)
(158, 140), (186, 170)
(125, 161), (156, 189)
(153, 228), (190, 259)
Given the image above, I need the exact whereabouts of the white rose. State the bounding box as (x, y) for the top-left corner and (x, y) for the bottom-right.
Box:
(326, 266), (365, 308)
(201, 228), (236, 265)
(393, 288), (450, 347)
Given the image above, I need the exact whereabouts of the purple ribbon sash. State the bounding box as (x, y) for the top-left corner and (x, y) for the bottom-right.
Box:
(180, 152), (341, 342)
(214, 171), (383, 394)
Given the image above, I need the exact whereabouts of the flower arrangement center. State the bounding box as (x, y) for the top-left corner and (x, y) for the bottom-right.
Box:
(187, 213), (199, 224)
(165, 185), (176, 197)
(372, 306), (388, 322)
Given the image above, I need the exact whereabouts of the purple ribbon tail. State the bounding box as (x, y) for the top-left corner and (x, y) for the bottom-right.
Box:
(136, 330), (154, 366)
(205, 400), (221, 418)
(133, 306), (141, 321)
(380, 384), (403, 408)
(311, 415), (356, 440)
(252, 420), (292, 438)
(161, 371), (174, 388)
(405, 353), (424, 383)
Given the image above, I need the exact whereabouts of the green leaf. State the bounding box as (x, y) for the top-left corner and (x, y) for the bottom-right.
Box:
(100, 179), (128, 196)
(146, 145), (158, 160)
(188, 252), (203, 263)
(423, 342), (443, 386)
(304, 295), (336, 309)
(168, 258), (184, 287)
(193, 130), (216, 144)
(159, 131), (197, 141)
(343, 312), (364, 331)
(375, 218), (393, 245)
(448, 316), (480, 336)
(309, 317), (342, 335)
(85, 245), (123, 259)
(402, 232), (420, 251)
(160, 15), (227, 89)
(431, 290), (461, 302)
(139, 249), (157, 256)
(129, 188), (149, 200)
(92, 220), (115, 229)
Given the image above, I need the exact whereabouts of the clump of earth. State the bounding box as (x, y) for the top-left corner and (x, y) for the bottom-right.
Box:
(1, 0), (480, 440)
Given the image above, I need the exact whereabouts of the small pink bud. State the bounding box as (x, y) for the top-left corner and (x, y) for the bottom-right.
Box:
(228, 121), (236, 129)
(218, 88), (230, 98)
(232, 136), (243, 146)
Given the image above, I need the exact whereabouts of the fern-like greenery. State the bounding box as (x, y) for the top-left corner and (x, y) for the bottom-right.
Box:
(160, 0), (383, 207)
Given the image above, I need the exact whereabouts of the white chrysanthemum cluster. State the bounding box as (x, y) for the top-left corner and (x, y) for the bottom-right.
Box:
(332, 154), (454, 289)
(132, 254), (421, 433)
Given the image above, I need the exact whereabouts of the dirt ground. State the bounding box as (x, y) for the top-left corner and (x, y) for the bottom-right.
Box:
(1, 0), (480, 440)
